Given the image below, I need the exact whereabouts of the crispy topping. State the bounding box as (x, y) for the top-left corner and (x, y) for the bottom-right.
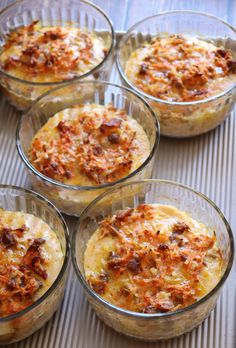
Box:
(139, 63), (148, 75)
(29, 105), (141, 185)
(22, 239), (48, 280)
(1, 230), (17, 248)
(108, 133), (120, 144)
(89, 273), (108, 295)
(0, 225), (27, 248)
(227, 60), (236, 73)
(127, 256), (142, 274)
(172, 222), (189, 234)
(0, 228), (47, 317)
(100, 118), (123, 134)
(127, 35), (236, 102)
(0, 21), (106, 82)
(87, 204), (222, 313)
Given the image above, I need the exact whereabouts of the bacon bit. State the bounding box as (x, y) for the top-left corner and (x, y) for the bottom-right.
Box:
(22, 45), (39, 56)
(1, 230), (17, 248)
(139, 63), (148, 75)
(90, 272), (108, 294)
(172, 222), (189, 234)
(172, 77), (183, 89)
(115, 208), (133, 223)
(156, 300), (175, 313)
(127, 256), (142, 274)
(158, 243), (169, 251)
(90, 280), (106, 294)
(100, 118), (122, 135)
(107, 252), (124, 270)
(227, 60), (236, 73)
(181, 254), (187, 262)
(120, 287), (130, 297)
(42, 163), (59, 178)
(178, 239), (184, 248)
(108, 133), (120, 144)
(93, 145), (103, 156)
(99, 272), (109, 282)
(22, 239), (48, 280)
(57, 121), (73, 134)
(216, 49), (227, 58)
(142, 305), (156, 313)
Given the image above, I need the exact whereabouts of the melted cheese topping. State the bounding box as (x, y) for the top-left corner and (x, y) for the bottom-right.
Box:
(125, 35), (236, 102)
(0, 209), (63, 317)
(28, 104), (150, 186)
(84, 204), (222, 313)
(0, 21), (107, 82)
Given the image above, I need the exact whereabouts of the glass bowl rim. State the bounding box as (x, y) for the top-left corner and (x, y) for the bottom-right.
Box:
(0, 0), (115, 86)
(16, 79), (160, 191)
(116, 10), (236, 107)
(0, 183), (70, 322)
(71, 178), (234, 319)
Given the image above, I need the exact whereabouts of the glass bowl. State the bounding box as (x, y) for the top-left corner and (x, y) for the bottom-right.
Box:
(0, 0), (114, 111)
(72, 179), (234, 341)
(16, 80), (160, 216)
(116, 11), (236, 138)
(0, 184), (70, 345)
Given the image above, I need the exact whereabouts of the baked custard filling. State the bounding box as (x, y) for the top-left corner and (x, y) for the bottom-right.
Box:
(0, 21), (107, 82)
(0, 209), (63, 317)
(84, 204), (223, 313)
(125, 34), (236, 102)
(28, 104), (150, 186)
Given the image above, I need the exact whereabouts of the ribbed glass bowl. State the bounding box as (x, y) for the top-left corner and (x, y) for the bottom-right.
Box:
(0, 185), (70, 345)
(17, 80), (160, 216)
(72, 179), (234, 341)
(116, 11), (236, 138)
(0, 0), (114, 111)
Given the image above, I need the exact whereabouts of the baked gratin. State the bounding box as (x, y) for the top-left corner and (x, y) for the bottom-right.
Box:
(84, 204), (223, 313)
(124, 34), (236, 137)
(125, 34), (236, 102)
(28, 104), (150, 186)
(0, 21), (107, 83)
(0, 209), (63, 317)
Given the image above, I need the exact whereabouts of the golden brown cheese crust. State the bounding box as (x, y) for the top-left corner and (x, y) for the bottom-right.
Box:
(125, 34), (236, 102)
(0, 21), (107, 82)
(28, 104), (150, 185)
(84, 204), (222, 313)
(0, 210), (63, 318)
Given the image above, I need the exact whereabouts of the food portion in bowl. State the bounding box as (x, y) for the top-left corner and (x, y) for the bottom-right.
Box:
(29, 103), (150, 185)
(0, 0), (114, 111)
(0, 208), (63, 318)
(27, 103), (151, 213)
(84, 203), (222, 313)
(125, 34), (236, 103)
(121, 31), (236, 137)
(0, 21), (108, 83)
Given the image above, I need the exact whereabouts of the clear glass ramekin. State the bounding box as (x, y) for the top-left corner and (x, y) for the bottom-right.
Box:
(0, 184), (70, 345)
(72, 179), (234, 341)
(116, 11), (236, 138)
(16, 80), (160, 216)
(0, 0), (114, 111)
